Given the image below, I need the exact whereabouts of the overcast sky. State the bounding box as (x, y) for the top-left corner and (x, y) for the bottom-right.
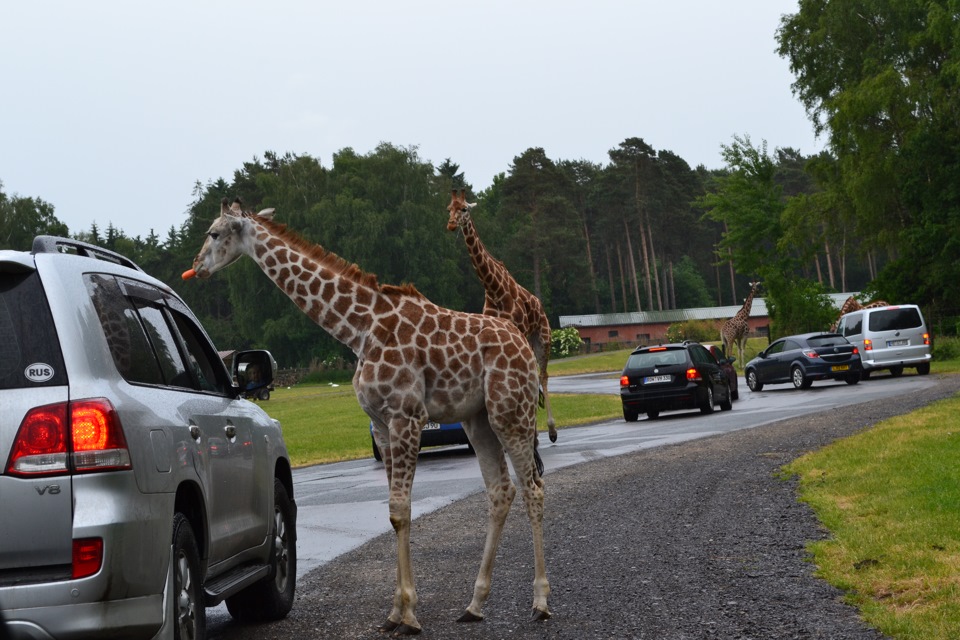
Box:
(1, 1), (819, 241)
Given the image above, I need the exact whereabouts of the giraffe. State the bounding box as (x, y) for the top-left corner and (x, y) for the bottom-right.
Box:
(184, 199), (550, 634)
(830, 296), (890, 332)
(720, 281), (760, 365)
(446, 190), (557, 443)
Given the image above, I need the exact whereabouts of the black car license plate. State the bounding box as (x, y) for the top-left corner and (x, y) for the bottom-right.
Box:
(643, 375), (671, 384)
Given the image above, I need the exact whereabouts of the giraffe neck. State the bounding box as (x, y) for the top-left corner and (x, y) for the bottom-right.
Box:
(247, 219), (380, 354)
(460, 217), (510, 304)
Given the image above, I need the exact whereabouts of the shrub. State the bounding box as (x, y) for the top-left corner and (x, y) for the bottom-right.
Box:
(666, 319), (719, 343)
(551, 327), (584, 358)
(932, 336), (960, 361)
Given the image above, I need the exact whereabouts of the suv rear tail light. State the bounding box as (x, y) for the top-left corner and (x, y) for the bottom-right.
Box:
(923, 333), (930, 345)
(863, 338), (873, 351)
(620, 375), (630, 387)
(685, 368), (701, 381)
(72, 538), (104, 579)
(6, 399), (131, 477)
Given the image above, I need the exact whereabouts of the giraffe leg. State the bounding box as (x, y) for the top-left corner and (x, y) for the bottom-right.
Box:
(458, 416), (516, 622)
(378, 421), (423, 635)
(531, 327), (558, 443)
(502, 428), (551, 621)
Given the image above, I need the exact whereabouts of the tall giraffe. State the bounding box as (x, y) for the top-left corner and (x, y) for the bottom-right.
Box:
(446, 190), (557, 443)
(720, 281), (760, 365)
(184, 199), (550, 633)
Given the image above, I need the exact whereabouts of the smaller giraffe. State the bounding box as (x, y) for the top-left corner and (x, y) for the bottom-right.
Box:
(447, 190), (557, 443)
(720, 281), (760, 365)
(830, 296), (890, 332)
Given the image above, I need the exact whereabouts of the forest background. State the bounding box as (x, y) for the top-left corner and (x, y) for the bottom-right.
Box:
(3, 2), (960, 370)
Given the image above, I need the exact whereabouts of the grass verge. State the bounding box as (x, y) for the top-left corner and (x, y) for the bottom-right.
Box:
(262, 383), (621, 467)
(785, 395), (960, 639)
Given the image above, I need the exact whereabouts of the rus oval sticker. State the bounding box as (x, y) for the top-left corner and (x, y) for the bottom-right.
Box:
(25, 363), (55, 383)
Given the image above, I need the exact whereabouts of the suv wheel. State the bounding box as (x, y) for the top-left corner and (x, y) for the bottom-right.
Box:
(792, 366), (811, 389)
(719, 384), (733, 411)
(917, 363), (930, 375)
(890, 366), (904, 377)
(173, 514), (205, 640)
(226, 479), (297, 622)
(646, 409), (660, 420)
(746, 370), (763, 392)
(700, 386), (715, 414)
(623, 407), (639, 422)
(845, 374), (860, 385)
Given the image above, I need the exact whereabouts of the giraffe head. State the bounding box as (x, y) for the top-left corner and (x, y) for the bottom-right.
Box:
(446, 189), (476, 232)
(187, 198), (275, 279)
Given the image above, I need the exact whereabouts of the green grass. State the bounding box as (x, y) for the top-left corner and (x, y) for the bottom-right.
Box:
(785, 396), (960, 639)
(266, 385), (621, 467)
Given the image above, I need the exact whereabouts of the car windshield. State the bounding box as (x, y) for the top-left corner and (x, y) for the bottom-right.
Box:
(627, 349), (687, 368)
(868, 308), (922, 331)
(806, 335), (847, 348)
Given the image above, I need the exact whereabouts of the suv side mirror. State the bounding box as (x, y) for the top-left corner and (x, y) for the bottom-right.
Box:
(233, 350), (277, 398)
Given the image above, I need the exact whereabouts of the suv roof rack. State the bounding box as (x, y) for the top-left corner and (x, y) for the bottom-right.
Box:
(32, 235), (144, 272)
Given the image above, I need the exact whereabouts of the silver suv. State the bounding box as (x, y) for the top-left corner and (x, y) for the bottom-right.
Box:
(0, 236), (296, 639)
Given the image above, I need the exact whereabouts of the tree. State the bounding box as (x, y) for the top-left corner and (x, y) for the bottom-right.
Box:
(0, 182), (68, 250)
(778, 1), (960, 315)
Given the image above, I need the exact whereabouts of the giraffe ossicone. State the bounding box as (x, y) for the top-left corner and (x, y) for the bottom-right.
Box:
(188, 198), (551, 633)
(446, 189), (557, 443)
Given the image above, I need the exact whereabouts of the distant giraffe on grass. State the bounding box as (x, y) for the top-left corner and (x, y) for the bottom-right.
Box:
(720, 281), (760, 365)
(446, 189), (557, 443)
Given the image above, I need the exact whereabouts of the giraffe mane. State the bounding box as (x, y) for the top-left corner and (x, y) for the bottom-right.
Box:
(253, 213), (426, 300)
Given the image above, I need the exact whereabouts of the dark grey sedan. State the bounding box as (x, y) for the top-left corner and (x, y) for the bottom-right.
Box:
(745, 332), (863, 391)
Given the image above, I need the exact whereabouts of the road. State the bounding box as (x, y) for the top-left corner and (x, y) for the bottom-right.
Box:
(208, 372), (936, 634)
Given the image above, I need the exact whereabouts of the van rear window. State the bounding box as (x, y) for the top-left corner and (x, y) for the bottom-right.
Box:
(868, 308), (923, 332)
(0, 271), (67, 389)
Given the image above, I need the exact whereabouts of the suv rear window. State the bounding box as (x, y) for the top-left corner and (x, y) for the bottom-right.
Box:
(0, 270), (67, 390)
(868, 308), (923, 332)
(627, 348), (687, 368)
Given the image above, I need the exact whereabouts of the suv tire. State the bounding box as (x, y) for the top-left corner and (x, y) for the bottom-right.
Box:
(917, 363), (931, 375)
(623, 407), (639, 422)
(719, 384), (733, 411)
(173, 513), (205, 640)
(226, 479), (297, 622)
(700, 386), (715, 414)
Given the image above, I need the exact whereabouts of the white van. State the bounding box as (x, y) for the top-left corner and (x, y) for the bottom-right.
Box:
(836, 304), (932, 378)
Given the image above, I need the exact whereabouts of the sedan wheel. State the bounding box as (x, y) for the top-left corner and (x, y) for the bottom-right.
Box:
(792, 366), (812, 389)
(746, 370), (763, 392)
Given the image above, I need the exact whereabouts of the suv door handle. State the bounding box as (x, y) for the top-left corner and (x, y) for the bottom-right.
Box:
(224, 425), (237, 439)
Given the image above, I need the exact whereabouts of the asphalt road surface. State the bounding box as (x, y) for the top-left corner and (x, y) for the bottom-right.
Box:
(210, 371), (959, 639)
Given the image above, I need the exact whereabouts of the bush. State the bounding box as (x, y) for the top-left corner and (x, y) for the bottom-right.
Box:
(666, 320), (720, 343)
(932, 336), (960, 361)
(551, 327), (584, 358)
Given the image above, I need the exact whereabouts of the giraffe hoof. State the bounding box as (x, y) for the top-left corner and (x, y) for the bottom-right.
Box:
(457, 610), (484, 623)
(549, 431), (557, 443)
(393, 623), (422, 635)
(531, 607), (552, 621)
(379, 619), (400, 633)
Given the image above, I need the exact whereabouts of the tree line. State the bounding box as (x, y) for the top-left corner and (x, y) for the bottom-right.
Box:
(4, 2), (959, 367)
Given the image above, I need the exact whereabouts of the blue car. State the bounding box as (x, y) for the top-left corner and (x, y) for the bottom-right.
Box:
(370, 420), (473, 461)
(744, 332), (862, 391)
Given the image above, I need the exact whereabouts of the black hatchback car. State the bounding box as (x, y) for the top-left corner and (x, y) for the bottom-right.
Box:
(744, 332), (862, 391)
(619, 341), (733, 421)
